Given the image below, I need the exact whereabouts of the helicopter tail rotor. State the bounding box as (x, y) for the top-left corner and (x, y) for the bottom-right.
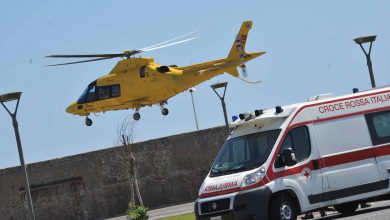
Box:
(239, 63), (248, 78)
(224, 21), (266, 80)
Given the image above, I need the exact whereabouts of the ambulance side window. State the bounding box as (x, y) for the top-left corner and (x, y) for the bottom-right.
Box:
(365, 110), (390, 145)
(275, 134), (293, 168)
(280, 133), (293, 151)
(275, 126), (311, 168)
(292, 126), (311, 161)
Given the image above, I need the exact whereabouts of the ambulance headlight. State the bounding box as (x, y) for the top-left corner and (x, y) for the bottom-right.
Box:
(241, 166), (266, 187)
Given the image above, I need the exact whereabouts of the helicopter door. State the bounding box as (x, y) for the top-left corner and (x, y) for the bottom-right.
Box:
(148, 68), (166, 97)
(132, 66), (150, 99)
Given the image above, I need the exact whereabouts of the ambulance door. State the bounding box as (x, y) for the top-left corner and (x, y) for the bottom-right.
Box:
(365, 109), (390, 189)
(273, 125), (324, 210)
(313, 115), (383, 204)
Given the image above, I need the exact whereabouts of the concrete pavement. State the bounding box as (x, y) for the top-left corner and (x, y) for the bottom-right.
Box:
(106, 202), (194, 220)
(107, 200), (390, 220)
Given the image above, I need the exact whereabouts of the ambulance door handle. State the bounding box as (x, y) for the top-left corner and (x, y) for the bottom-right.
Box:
(312, 160), (320, 170)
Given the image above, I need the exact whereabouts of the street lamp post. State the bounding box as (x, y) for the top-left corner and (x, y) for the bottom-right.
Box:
(354, 35), (377, 88)
(189, 88), (199, 131)
(210, 82), (229, 127)
(0, 92), (35, 220)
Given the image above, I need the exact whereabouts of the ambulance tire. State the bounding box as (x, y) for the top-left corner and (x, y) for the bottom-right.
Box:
(269, 194), (297, 220)
(334, 202), (359, 216)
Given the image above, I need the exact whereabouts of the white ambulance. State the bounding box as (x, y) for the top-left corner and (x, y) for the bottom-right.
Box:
(195, 86), (390, 220)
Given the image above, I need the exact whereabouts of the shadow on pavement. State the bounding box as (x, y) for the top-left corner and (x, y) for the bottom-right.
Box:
(311, 204), (390, 220)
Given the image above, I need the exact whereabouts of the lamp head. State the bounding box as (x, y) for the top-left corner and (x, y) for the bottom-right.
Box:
(210, 82), (228, 90)
(354, 35), (376, 44)
(0, 92), (22, 102)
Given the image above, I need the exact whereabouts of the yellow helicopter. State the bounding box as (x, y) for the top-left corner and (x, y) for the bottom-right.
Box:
(48, 20), (265, 126)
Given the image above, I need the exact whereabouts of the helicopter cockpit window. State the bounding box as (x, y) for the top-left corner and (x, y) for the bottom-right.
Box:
(98, 86), (110, 100)
(78, 81), (97, 104)
(78, 81), (120, 104)
(86, 85), (96, 102)
(111, 85), (120, 97)
(97, 84), (120, 100)
(140, 66), (146, 78)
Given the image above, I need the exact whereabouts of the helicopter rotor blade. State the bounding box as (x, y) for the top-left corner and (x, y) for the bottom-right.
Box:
(46, 31), (198, 66)
(142, 37), (197, 52)
(46, 57), (115, 66)
(46, 53), (123, 58)
(140, 29), (202, 51)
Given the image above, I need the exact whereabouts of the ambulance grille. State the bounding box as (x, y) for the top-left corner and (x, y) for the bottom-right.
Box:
(201, 198), (230, 214)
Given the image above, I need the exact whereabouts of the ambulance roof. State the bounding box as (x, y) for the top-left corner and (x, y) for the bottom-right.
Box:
(230, 85), (390, 129)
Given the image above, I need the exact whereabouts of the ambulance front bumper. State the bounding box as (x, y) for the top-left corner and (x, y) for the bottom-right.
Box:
(195, 186), (272, 220)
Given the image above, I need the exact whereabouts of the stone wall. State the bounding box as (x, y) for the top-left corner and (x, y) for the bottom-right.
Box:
(0, 126), (228, 220)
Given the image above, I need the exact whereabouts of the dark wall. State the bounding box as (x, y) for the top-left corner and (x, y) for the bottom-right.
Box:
(0, 126), (228, 220)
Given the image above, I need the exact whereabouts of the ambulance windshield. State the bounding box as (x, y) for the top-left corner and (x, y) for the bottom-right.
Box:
(210, 129), (280, 177)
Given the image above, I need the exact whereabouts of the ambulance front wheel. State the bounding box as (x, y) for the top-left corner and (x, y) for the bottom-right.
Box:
(269, 194), (297, 220)
(334, 202), (358, 216)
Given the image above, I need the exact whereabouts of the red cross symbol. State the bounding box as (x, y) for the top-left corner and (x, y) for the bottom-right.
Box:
(303, 170), (310, 179)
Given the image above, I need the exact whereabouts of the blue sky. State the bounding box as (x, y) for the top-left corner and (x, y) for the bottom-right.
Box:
(0, 0), (389, 169)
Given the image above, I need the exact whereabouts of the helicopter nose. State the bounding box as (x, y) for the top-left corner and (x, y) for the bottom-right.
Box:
(66, 102), (77, 114)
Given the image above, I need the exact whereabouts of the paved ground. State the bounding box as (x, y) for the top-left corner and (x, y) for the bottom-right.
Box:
(298, 200), (390, 220)
(107, 200), (390, 220)
(106, 202), (194, 220)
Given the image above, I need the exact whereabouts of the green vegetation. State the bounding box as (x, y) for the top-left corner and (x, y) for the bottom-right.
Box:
(160, 212), (196, 220)
(127, 202), (148, 220)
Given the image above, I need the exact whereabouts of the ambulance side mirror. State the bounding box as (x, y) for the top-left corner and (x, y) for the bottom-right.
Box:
(281, 148), (297, 166)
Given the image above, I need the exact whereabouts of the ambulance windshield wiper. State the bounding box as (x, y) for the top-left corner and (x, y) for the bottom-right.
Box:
(211, 164), (249, 177)
(210, 168), (225, 177)
(230, 164), (246, 172)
